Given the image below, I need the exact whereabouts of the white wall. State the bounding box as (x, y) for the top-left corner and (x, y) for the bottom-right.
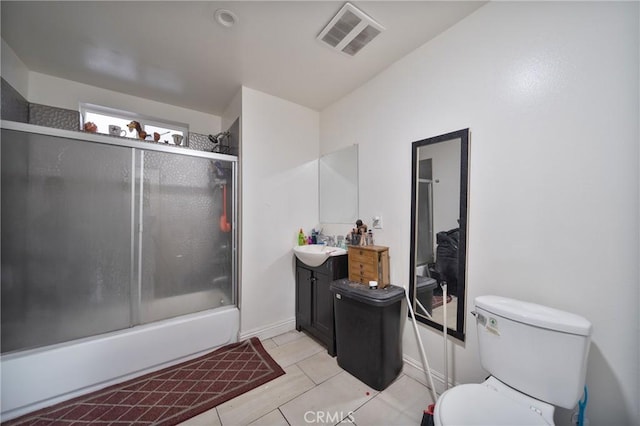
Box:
(1, 38), (29, 98)
(27, 72), (220, 135)
(221, 88), (241, 132)
(239, 86), (319, 338)
(320, 2), (639, 425)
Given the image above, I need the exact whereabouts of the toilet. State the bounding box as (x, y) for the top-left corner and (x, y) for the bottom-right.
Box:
(434, 295), (592, 425)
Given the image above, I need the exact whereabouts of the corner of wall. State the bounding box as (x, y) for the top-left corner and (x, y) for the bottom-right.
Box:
(1, 38), (29, 99)
(222, 88), (242, 131)
(238, 86), (320, 335)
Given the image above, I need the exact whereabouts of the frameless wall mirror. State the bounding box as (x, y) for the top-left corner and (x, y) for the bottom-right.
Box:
(409, 129), (469, 341)
(319, 145), (358, 223)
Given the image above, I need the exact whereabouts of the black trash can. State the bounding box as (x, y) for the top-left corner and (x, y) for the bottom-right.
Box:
(416, 276), (437, 316)
(330, 279), (405, 391)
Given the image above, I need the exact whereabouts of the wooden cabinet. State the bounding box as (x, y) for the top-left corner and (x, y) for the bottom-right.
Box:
(348, 245), (390, 288)
(295, 255), (348, 356)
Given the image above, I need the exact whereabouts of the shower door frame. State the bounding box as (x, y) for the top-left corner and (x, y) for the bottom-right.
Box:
(1, 120), (238, 340)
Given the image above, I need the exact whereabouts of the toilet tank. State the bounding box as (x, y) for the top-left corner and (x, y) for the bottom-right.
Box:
(474, 295), (592, 409)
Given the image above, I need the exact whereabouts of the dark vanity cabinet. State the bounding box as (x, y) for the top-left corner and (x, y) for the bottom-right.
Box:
(295, 255), (348, 356)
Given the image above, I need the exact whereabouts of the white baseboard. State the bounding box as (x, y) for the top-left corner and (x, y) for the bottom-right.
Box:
(403, 354), (455, 396)
(239, 317), (296, 341)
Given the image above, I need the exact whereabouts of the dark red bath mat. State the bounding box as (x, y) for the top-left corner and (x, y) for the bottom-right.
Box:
(4, 337), (285, 425)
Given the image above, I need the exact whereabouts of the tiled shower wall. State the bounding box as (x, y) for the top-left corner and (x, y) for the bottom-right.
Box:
(0, 78), (237, 155)
(1, 78), (29, 123)
(29, 103), (80, 130)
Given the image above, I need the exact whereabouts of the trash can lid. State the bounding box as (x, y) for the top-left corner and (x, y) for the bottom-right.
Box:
(416, 276), (437, 290)
(330, 279), (405, 306)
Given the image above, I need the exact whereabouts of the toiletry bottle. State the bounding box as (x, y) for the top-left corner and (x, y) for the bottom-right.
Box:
(298, 229), (305, 246)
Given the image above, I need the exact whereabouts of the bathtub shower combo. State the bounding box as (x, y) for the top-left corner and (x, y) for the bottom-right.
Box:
(0, 121), (239, 420)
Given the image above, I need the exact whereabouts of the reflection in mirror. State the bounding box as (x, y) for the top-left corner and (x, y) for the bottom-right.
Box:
(409, 129), (469, 341)
(319, 145), (358, 223)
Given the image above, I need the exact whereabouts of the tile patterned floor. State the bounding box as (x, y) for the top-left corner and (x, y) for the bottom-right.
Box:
(179, 331), (435, 426)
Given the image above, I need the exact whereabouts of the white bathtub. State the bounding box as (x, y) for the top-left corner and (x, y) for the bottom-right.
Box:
(0, 306), (239, 421)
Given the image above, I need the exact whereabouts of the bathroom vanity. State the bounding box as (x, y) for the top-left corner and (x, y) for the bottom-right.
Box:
(295, 255), (348, 356)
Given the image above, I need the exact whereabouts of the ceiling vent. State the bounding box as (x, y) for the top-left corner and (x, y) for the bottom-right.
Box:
(317, 3), (385, 56)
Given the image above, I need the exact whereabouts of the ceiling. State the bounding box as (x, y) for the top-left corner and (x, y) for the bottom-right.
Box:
(1, 1), (485, 116)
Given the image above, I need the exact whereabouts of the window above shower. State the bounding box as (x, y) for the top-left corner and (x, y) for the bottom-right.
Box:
(79, 103), (189, 146)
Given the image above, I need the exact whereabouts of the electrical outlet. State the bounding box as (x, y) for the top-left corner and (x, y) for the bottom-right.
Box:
(372, 216), (383, 229)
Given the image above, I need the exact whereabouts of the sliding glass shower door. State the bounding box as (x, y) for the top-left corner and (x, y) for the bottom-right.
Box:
(138, 151), (235, 323)
(1, 126), (237, 354)
(1, 129), (133, 352)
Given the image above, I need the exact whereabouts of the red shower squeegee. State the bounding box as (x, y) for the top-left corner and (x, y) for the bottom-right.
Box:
(220, 184), (231, 232)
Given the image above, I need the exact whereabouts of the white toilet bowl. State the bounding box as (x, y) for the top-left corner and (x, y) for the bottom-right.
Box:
(434, 376), (555, 425)
(431, 296), (592, 425)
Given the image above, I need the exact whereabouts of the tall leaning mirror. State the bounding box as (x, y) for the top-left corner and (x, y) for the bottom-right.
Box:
(409, 129), (469, 341)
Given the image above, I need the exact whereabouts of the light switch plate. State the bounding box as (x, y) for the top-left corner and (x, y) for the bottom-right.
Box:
(372, 216), (383, 229)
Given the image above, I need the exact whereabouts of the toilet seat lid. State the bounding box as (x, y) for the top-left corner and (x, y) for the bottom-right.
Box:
(436, 383), (553, 425)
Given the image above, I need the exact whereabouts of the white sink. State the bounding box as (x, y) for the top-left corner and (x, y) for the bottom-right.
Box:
(293, 244), (347, 267)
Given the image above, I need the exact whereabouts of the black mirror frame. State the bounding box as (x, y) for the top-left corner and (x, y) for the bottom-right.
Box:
(409, 128), (469, 341)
